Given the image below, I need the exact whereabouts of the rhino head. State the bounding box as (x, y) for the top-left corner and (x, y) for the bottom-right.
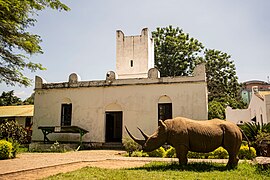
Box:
(125, 120), (168, 152)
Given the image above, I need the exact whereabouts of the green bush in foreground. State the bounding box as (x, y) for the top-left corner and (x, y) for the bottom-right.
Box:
(165, 146), (176, 158)
(0, 139), (12, 159)
(238, 145), (256, 159)
(130, 150), (149, 157)
(146, 147), (166, 157)
(211, 147), (229, 159)
(122, 137), (141, 156)
(131, 145), (256, 159)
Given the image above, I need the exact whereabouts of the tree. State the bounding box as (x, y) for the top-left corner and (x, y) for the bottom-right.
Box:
(152, 26), (204, 77)
(0, 0), (69, 86)
(23, 93), (34, 105)
(152, 26), (245, 119)
(204, 49), (246, 111)
(208, 100), (225, 119)
(0, 90), (22, 106)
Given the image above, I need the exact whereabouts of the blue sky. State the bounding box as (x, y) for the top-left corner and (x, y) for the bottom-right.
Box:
(1, 0), (270, 99)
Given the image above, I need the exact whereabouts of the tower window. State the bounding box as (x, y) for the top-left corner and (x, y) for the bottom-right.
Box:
(130, 60), (133, 67)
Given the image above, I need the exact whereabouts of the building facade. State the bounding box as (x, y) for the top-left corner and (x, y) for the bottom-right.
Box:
(226, 86), (270, 125)
(241, 80), (270, 105)
(32, 28), (208, 145)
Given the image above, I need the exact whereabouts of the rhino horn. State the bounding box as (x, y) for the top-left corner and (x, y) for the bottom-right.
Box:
(137, 127), (149, 140)
(125, 126), (145, 146)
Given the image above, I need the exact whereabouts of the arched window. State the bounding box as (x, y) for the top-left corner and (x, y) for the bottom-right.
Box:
(158, 95), (172, 121)
(61, 98), (72, 126)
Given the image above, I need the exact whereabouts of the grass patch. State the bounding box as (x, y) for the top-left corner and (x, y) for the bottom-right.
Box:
(44, 162), (270, 180)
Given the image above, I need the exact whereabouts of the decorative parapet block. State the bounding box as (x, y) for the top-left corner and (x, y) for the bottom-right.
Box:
(148, 68), (160, 79)
(35, 76), (47, 89)
(35, 64), (206, 89)
(106, 71), (116, 81)
(68, 73), (81, 87)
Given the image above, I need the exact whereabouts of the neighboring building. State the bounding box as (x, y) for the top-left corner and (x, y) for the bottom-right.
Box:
(0, 105), (34, 129)
(226, 86), (270, 124)
(241, 80), (270, 104)
(32, 28), (208, 145)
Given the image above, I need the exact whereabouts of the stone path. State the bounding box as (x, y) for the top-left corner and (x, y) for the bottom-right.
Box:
(0, 150), (245, 180)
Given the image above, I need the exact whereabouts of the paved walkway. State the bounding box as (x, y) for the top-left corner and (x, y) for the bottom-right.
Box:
(0, 150), (247, 179)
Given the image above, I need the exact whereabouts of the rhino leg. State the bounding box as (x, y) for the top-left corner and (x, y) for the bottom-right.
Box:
(222, 129), (242, 168)
(175, 145), (188, 165)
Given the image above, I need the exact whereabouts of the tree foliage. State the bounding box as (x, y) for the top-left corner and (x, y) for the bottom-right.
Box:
(0, 90), (34, 105)
(0, 90), (22, 106)
(205, 49), (239, 101)
(0, 120), (28, 144)
(23, 93), (34, 105)
(152, 26), (204, 77)
(152, 26), (245, 119)
(0, 0), (69, 86)
(208, 100), (225, 119)
(204, 49), (246, 117)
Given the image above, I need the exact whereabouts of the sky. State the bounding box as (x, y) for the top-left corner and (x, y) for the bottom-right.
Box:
(1, 0), (270, 100)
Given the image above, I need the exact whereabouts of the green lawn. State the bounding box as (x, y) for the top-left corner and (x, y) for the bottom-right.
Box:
(45, 162), (270, 180)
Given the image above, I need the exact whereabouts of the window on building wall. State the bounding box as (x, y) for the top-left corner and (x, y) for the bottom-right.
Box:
(130, 60), (134, 67)
(61, 104), (72, 126)
(158, 103), (172, 121)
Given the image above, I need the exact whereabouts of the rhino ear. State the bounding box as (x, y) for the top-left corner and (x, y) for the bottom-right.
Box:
(158, 120), (167, 131)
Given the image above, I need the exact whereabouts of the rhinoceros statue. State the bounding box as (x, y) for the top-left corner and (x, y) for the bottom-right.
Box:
(125, 117), (242, 168)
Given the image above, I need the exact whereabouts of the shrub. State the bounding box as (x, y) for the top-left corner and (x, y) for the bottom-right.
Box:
(254, 132), (270, 156)
(122, 137), (141, 156)
(0, 120), (27, 144)
(211, 147), (228, 159)
(130, 151), (149, 157)
(208, 100), (225, 119)
(238, 145), (256, 160)
(165, 146), (176, 158)
(8, 138), (20, 158)
(146, 147), (166, 157)
(0, 139), (13, 159)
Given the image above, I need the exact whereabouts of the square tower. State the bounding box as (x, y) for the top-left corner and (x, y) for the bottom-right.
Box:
(116, 28), (154, 79)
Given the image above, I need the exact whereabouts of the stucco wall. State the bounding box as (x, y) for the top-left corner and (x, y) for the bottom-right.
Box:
(33, 79), (207, 143)
(116, 28), (154, 79)
(249, 94), (268, 124)
(226, 93), (270, 124)
(225, 107), (251, 124)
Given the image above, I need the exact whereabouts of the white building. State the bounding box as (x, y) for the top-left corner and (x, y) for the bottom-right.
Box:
(0, 105), (33, 128)
(32, 28), (208, 146)
(226, 86), (270, 125)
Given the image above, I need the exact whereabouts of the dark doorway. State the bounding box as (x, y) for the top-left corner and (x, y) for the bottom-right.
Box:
(105, 111), (123, 142)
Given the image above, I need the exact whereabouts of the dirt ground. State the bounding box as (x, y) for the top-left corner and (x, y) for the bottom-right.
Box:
(0, 150), (157, 180)
(0, 150), (243, 180)
(0, 160), (149, 180)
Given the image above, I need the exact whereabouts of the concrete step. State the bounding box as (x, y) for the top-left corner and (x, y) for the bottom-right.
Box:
(102, 142), (123, 150)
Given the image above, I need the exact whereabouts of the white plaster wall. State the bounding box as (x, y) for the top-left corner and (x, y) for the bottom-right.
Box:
(265, 95), (270, 123)
(225, 107), (251, 124)
(116, 29), (154, 79)
(249, 94), (268, 124)
(32, 82), (207, 143)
